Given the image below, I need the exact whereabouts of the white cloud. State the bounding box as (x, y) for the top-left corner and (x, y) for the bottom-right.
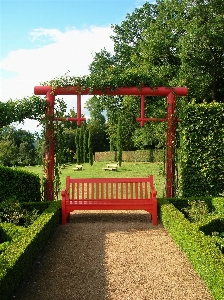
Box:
(0, 25), (114, 132)
(30, 28), (63, 42)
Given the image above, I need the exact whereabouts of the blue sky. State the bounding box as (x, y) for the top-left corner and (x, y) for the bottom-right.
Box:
(0, 0), (153, 131)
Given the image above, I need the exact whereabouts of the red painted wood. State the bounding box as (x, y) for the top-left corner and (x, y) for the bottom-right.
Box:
(34, 86), (188, 96)
(166, 92), (176, 198)
(61, 176), (158, 225)
(45, 91), (55, 201)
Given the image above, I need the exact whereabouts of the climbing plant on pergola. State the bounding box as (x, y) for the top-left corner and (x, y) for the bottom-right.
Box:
(34, 85), (188, 200)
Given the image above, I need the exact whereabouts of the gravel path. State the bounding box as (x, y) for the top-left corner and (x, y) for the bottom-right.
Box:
(14, 211), (213, 300)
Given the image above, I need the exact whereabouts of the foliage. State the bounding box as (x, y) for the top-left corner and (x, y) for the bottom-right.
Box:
(182, 200), (210, 222)
(83, 124), (88, 163)
(116, 117), (122, 166)
(0, 199), (39, 227)
(212, 231), (224, 253)
(88, 129), (93, 166)
(178, 0), (224, 102)
(75, 128), (80, 164)
(0, 96), (46, 128)
(85, 96), (109, 152)
(0, 125), (37, 166)
(180, 101), (224, 197)
(0, 140), (17, 166)
(0, 166), (41, 203)
(0, 201), (60, 300)
(94, 149), (165, 163)
(79, 123), (84, 163)
(160, 200), (224, 300)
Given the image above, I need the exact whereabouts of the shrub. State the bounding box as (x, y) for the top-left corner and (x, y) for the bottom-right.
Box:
(0, 166), (41, 202)
(181, 102), (224, 197)
(182, 200), (210, 222)
(0, 199), (40, 227)
(0, 200), (60, 300)
(160, 200), (224, 300)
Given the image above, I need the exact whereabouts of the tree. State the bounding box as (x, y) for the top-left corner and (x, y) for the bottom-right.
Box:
(0, 125), (37, 165)
(83, 124), (88, 163)
(0, 96), (46, 128)
(85, 96), (109, 152)
(111, 2), (156, 67)
(0, 140), (17, 166)
(85, 0), (223, 152)
(75, 129), (81, 164)
(178, 0), (224, 102)
(133, 0), (224, 102)
(116, 117), (122, 166)
(79, 123), (84, 164)
(88, 129), (93, 166)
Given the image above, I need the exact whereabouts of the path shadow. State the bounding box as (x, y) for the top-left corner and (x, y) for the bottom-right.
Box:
(13, 211), (159, 300)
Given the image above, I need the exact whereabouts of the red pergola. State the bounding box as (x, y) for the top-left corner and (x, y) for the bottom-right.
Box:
(34, 86), (188, 200)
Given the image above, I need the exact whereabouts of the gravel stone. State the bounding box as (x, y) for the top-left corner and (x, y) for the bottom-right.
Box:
(14, 210), (214, 300)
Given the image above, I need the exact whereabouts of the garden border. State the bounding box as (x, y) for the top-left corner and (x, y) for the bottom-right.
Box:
(159, 198), (224, 300)
(0, 201), (61, 300)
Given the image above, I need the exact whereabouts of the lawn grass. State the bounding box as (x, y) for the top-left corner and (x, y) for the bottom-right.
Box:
(21, 162), (166, 198)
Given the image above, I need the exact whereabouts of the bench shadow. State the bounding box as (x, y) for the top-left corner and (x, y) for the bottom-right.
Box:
(14, 212), (160, 300)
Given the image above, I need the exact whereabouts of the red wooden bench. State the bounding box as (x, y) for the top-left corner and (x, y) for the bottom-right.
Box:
(61, 176), (158, 225)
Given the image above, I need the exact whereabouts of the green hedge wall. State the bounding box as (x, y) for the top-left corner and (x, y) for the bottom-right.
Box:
(0, 166), (41, 202)
(160, 199), (224, 300)
(0, 200), (61, 300)
(95, 149), (165, 162)
(180, 102), (224, 197)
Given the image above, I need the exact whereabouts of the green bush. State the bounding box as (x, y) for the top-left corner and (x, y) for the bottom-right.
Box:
(159, 199), (224, 300)
(0, 200), (61, 300)
(0, 166), (41, 202)
(180, 102), (224, 197)
(200, 218), (224, 254)
(0, 199), (43, 226)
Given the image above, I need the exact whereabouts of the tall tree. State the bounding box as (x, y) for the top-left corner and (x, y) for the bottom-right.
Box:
(85, 96), (109, 152)
(83, 124), (88, 163)
(0, 125), (37, 165)
(178, 0), (224, 102)
(88, 129), (93, 166)
(75, 129), (81, 164)
(0, 140), (17, 166)
(79, 123), (84, 164)
(116, 117), (122, 166)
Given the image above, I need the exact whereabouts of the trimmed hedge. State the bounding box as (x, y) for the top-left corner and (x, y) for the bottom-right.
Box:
(95, 149), (165, 162)
(0, 200), (61, 300)
(0, 166), (41, 203)
(159, 198), (224, 300)
(180, 102), (224, 197)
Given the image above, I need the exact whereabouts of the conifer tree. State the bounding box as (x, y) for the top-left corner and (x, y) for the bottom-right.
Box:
(75, 129), (80, 164)
(88, 129), (93, 166)
(116, 117), (122, 166)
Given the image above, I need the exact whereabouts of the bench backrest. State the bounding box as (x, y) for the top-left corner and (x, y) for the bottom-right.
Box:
(64, 176), (156, 201)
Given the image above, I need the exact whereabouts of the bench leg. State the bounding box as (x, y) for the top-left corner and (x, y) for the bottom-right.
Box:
(146, 211), (156, 225)
(150, 202), (158, 225)
(151, 213), (157, 225)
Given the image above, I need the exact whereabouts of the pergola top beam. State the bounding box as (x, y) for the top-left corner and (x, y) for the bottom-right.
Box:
(34, 86), (188, 97)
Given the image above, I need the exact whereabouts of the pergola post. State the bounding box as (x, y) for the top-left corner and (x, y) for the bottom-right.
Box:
(45, 90), (55, 201)
(166, 92), (176, 198)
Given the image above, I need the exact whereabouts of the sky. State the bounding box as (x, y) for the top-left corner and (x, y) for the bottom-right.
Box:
(0, 0), (155, 133)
